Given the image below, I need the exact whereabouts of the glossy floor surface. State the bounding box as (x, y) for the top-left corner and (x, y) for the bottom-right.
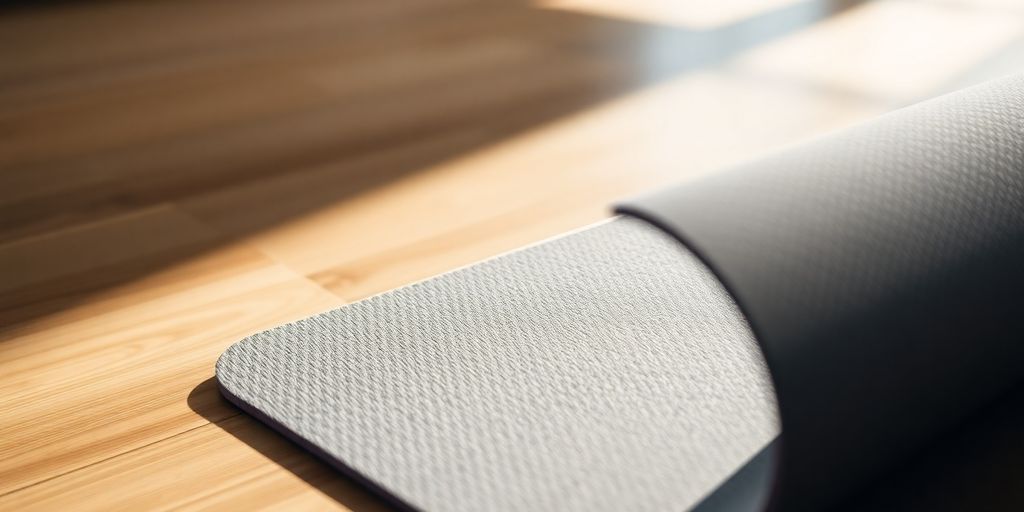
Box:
(2, 0), (1022, 509)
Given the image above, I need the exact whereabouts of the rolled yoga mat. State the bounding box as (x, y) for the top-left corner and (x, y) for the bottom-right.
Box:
(218, 74), (1024, 511)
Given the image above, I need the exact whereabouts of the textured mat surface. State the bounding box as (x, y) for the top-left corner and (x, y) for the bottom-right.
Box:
(217, 217), (777, 511)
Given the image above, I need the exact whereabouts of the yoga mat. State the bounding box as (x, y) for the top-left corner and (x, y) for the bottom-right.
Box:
(219, 74), (1024, 510)
(218, 217), (779, 511)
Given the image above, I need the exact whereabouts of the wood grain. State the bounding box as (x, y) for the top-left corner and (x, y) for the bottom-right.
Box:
(1, 0), (1019, 510)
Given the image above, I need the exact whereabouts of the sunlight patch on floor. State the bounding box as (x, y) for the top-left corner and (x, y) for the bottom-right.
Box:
(730, 0), (1024, 101)
(535, 0), (804, 29)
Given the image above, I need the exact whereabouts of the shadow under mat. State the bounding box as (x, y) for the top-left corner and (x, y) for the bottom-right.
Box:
(188, 377), (396, 511)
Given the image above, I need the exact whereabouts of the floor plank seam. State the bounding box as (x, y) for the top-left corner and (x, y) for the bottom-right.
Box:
(0, 203), (176, 250)
(0, 417), (229, 498)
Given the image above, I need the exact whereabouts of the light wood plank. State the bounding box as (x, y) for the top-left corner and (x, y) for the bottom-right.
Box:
(0, 415), (386, 512)
(185, 71), (884, 283)
(0, 207), (342, 495)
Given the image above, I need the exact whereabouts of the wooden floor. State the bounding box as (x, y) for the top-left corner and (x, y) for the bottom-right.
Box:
(1, 0), (1021, 509)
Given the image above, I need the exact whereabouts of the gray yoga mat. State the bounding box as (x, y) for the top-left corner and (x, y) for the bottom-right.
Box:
(219, 74), (1024, 511)
(619, 73), (1024, 511)
(217, 217), (779, 511)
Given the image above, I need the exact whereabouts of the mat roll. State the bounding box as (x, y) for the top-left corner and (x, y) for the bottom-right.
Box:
(618, 74), (1024, 511)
